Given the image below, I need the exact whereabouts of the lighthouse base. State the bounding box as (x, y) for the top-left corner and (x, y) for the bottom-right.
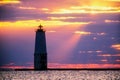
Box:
(34, 53), (47, 70)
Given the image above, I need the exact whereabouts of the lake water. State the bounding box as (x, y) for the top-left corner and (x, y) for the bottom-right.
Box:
(0, 70), (120, 80)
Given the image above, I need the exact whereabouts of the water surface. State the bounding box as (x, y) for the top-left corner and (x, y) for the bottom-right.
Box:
(0, 70), (120, 80)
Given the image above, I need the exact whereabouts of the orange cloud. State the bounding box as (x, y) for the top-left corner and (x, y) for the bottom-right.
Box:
(98, 54), (120, 57)
(74, 31), (92, 35)
(41, 8), (49, 11)
(48, 17), (76, 20)
(111, 44), (120, 50)
(50, 6), (120, 14)
(105, 20), (120, 23)
(19, 6), (37, 10)
(0, 0), (20, 5)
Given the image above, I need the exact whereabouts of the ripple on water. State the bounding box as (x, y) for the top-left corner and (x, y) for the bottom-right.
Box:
(0, 70), (120, 80)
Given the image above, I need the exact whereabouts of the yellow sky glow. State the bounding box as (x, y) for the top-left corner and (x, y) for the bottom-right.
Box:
(46, 0), (120, 14)
(48, 17), (76, 20)
(50, 6), (120, 14)
(0, 0), (20, 5)
(0, 20), (91, 31)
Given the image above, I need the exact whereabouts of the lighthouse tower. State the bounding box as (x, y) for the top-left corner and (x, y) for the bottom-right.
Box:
(34, 24), (47, 70)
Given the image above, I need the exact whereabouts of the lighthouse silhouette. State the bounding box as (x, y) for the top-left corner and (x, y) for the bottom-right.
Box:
(34, 24), (47, 70)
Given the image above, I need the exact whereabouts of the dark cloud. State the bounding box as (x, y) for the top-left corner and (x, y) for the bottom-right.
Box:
(0, 5), (16, 21)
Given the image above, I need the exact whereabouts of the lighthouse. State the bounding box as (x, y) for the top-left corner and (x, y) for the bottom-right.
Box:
(34, 24), (47, 70)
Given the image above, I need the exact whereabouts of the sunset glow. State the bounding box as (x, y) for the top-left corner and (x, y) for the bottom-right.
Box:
(48, 63), (120, 69)
(1, 63), (120, 69)
(0, 0), (120, 69)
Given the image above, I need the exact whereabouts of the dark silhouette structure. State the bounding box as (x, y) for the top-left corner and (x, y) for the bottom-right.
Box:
(34, 24), (47, 70)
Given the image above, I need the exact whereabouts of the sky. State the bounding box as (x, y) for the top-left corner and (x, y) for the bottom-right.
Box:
(0, 0), (120, 69)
